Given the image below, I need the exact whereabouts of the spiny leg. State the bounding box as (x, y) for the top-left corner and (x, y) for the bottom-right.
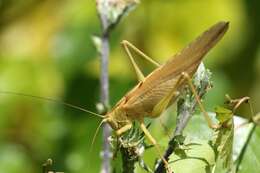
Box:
(121, 40), (160, 82)
(139, 120), (172, 173)
(154, 71), (218, 129)
(181, 72), (218, 129)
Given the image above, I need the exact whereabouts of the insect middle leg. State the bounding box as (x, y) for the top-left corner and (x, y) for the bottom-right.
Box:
(139, 119), (172, 173)
(121, 40), (160, 82)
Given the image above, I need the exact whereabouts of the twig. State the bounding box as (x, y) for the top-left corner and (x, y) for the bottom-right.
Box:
(95, 1), (139, 173)
(100, 28), (112, 173)
(95, 3), (112, 173)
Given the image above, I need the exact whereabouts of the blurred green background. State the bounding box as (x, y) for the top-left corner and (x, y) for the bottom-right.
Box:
(0, 0), (259, 172)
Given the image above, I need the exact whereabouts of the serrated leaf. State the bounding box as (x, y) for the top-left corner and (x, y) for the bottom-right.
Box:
(212, 116), (234, 172)
(182, 111), (234, 172)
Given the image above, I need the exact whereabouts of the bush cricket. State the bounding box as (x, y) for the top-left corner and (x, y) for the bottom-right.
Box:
(103, 21), (228, 172)
(0, 21), (229, 172)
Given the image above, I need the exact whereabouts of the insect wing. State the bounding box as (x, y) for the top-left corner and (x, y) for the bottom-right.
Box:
(122, 22), (229, 117)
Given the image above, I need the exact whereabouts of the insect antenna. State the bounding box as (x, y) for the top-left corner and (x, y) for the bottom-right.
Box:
(0, 90), (105, 118)
(86, 119), (107, 169)
(89, 119), (107, 154)
(1, 90), (109, 170)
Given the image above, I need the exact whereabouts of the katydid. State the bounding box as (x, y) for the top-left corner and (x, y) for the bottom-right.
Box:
(0, 21), (229, 172)
(101, 21), (229, 172)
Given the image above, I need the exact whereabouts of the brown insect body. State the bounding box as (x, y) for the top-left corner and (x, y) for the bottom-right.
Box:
(105, 21), (229, 131)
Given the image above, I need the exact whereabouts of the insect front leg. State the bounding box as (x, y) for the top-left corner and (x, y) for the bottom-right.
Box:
(115, 123), (133, 136)
(121, 40), (161, 82)
(139, 120), (172, 173)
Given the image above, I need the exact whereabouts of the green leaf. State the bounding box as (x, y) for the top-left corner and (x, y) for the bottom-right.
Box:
(214, 106), (233, 123)
(233, 117), (260, 173)
(173, 112), (234, 173)
(212, 118), (234, 172)
(169, 139), (216, 173)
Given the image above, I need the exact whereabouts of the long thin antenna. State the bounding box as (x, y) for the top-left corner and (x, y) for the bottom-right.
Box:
(90, 119), (107, 153)
(86, 119), (107, 170)
(0, 91), (105, 118)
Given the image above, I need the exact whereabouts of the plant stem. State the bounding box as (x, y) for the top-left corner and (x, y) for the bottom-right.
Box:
(95, 1), (139, 172)
(100, 33), (112, 173)
(99, 8), (111, 172)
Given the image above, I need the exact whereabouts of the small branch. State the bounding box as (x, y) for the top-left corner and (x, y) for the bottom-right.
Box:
(100, 31), (112, 173)
(174, 97), (199, 136)
(96, 3), (112, 173)
(95, 1), (139, 173)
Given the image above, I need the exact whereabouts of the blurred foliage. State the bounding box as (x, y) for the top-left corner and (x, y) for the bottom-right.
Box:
(0, 0), (259, 173)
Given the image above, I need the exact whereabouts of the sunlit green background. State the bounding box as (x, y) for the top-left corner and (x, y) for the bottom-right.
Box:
(0, 0), (259, 172)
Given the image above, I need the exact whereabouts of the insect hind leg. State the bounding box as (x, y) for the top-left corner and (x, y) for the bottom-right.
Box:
(181, 72), (219, 129)
(121, 40), (160, 82)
